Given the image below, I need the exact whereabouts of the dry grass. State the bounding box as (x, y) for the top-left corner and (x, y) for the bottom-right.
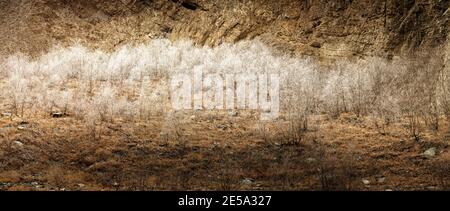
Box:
(0, 111), (448, 191)
(0, 39), (448, 191)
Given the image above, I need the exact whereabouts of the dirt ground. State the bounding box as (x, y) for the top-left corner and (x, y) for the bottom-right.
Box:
(0, 111), (449, 191)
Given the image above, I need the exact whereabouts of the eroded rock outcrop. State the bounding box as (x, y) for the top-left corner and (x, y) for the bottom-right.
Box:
(0, 0), (448, 58)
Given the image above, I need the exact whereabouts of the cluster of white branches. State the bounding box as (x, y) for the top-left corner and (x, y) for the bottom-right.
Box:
(0, 39), (448, 131)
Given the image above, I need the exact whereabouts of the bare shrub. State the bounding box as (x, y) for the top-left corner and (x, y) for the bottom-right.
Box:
(46, 165), (66, 189)
(0, 39), (448, 132)
(395, 51), (444, 138)
(437, 48), (450, 121)
(314, 142), (358, 191)
(430, 159), (450, 190)
(160, 111), (186, 145)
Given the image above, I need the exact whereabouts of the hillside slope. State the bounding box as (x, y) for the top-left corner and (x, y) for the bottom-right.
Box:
(0, 0), (450, 191)
(0, 0), (448, 58)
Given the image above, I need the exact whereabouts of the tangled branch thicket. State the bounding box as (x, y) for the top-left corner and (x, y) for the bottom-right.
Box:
(0, 39), (448, 137)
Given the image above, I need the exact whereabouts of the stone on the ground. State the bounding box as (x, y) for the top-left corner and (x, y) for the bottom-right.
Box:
(13, 141), (24, 147)
(240, 178), (253, 185)
(229, 110), (239, 117)
(426, 186), (437, 191)
(1, 112), (12, 117)
(51, 112), (64, 118)
(306, 158), (317, 163)
(362, 179), (370, 185)
(423, 147), (437, 158)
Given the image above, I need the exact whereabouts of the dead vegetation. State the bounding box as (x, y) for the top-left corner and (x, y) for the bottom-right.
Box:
(0, 110), (449, 191)
(0, 32), (448, 191)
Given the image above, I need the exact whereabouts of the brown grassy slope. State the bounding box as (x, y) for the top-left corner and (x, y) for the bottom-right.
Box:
(0, 0), (448, 58)
(0, 112), (449, 191)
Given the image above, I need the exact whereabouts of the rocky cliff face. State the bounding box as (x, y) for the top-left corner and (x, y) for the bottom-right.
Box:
(0, 0), (448, 58)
